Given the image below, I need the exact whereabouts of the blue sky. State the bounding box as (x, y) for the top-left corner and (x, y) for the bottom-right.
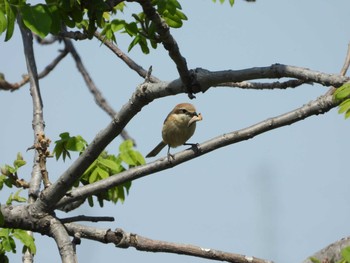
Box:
(1, 0), (350, 262)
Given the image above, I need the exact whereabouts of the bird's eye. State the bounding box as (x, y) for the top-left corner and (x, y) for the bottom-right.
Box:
(180, 109), (187, 114)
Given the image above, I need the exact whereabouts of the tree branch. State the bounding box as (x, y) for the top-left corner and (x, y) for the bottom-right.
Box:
(19, 16), (49, 262)
(60, 215), (114, 223)
(36, 64), (348, 213)
(94, 31), (160, 83)
(326, 41), (350, 95)
(114, 228), (271, 263)
(302, 237), (350, 263)
(138, 0), (197, 98)
(215, 79), (310, 90)
(63, 224), (271, 263)
(63, 36), (136, 144)
(56, 91), (337, 208)
(49, 217), (77, 263)
(18, 15), (46, 207)
(0, 49), (68, 91)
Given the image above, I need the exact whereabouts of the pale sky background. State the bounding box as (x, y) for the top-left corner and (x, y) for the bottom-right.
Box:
(1, 0), (350, 263)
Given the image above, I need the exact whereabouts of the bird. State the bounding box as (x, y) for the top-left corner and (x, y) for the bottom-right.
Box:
(146, 103), (202, 159)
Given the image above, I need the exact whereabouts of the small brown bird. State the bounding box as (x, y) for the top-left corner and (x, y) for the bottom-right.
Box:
(146, 103), (203, 158)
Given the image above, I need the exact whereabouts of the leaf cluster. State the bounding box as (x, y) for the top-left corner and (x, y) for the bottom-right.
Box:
(0, 153), (26, 190)
(0, 0), (188, 53)
(0, 228), (36, 262)
(101, 0), (188, 54)
(54, 133), (145, 207)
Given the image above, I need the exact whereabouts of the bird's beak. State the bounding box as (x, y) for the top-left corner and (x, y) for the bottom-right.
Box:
(188, 112), (203, 127)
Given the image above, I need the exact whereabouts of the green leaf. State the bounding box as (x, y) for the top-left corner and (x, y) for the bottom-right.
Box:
(66, 136), (87, 152)
(12, 230), (36, 255)
(6, 190), (27, 205)
(6, 194), (13, 206)
(334, 83), (350, 101)
(53, 133), (87, 161)
(119, 140), (133, 152)
(124, 22), (138, 36)
(128, 35), (140, 52)
(4, 0), (16, 41)
(0, 228), (9, 237)
(338, 99), (350, 114)
(111, 19), (125, 32)
(345, 109), (350, 120)
(46, 3), (61, 34)
(0, 229), (15, 253)
(13, 190), (26, 203)
(163, 11), (183, 28)
(13, 160), (26, 169)
(0, 10), (7, 34)
(98, 158), (120, 173)
(88, 168), (99, 184)
(20, 4), (52, 39)
(308, 257), (321, 263)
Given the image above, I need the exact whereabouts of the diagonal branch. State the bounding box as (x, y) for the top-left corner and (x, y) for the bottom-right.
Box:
(63, 37), (135, 143)
(138, 0), (196, 98)
(36, 64), (348, 213)
(63, 224), (270, 263)
(94, 31), (160, 83)
(55, 91), (337, 208)
(0, 49), (68, 91)
(115, 228), (271, 263)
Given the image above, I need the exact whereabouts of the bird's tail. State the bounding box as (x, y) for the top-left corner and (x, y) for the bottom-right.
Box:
(146, 141), (166, 158)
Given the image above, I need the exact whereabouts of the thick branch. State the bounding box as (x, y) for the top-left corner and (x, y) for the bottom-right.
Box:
(36, 64), (348, 212)
(49, 217), (77, 263)
(193, 65), (348, 93)
(94, 31), (160, 83)
(63, 224), (270, 263)
(63, 37), (135, 143)
(56, 92), (337, 208)
(138, 0), (196, 98)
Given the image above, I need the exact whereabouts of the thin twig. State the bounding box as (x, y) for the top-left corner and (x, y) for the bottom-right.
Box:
(63, 36), (136, 144)
(94, 31), (160, 83)
(340, 42), (350, 76)
(0, 49), (68, 91)
(326, 42), (350, 95)
(60, 215), (115, 224)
